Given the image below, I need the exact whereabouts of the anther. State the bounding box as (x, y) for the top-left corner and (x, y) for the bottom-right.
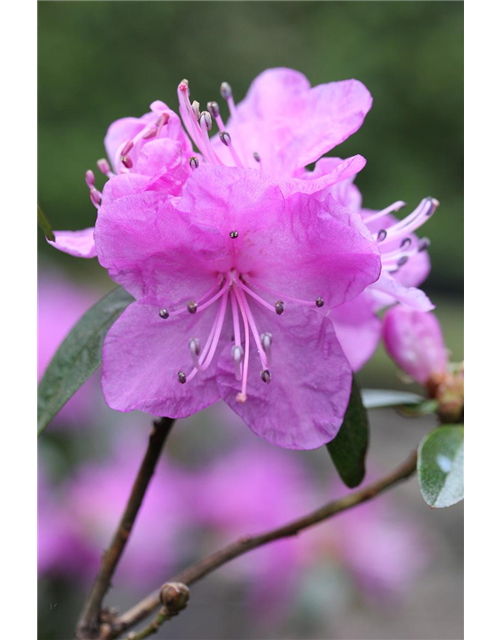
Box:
(232, 345), (243, 363)
(85, 170), (95, 188)
(189, 338), (201, 357)
(97, 159), (111, 176)
(189, 157), (200, 170)
(400, 237), (412, 249)
(260, 332), (272, 365)
(397, 256), (409, 267)
(236, 392), (247, 404)
(159, 309), (169, 319)
(275, 300), (285, 315)
(315, 297), (325, 308)
(253, 152), (261, 163)
(179, 79), (189, 93)
(219, 131), (231, 146)
(121, 155), (133, 169)
(229, 230), (239, 239)
(177, 371), (187, 384)
(418, 237), (431, 252)
(260, 369), (272, 384)
(377, 229), (387, 242)
(207, 101), (220, 119)
(187, 301), (198, 314)
(121, 140), (134, 155)
(200, 111), (212, 131)
(90, 188), (101, 206)
(191, 101), (200, 120)
(142, 126), (158, 140)
(220, 82), (232, 100)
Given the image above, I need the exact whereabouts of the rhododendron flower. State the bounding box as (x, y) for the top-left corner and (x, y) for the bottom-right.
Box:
(48, 68), (385, 449)
(309, 162), (437, 370)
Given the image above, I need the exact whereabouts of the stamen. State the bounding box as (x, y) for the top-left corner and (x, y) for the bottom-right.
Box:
(219, 131), (244, 168)
(142, 127), (158, 140)
(377, 229), (387, 242)
(229, 230), (239, 239)
(155, 113), (169, 137)
(363, 201), (406, 225)
(260, 369), (272, 384)
(260, 332), (272, 366)
(236, 280), (276, 313)
(231, 345), (244, 380)
(159, 309), (169, 319)
(220, 81), (238, 120)
(97, 159), (114, 178)
(196, 279), (231, 313)
(121, 155), (133, 169)
(419, 237), (431, 252)
(315, 297), (325, 308)
(178, 371), (187, 384)
(200, 111), (222, 165)
(230, 289), (243, 380)
(189, 337), (201, 369)
(233, 285), (250, 403)
(190, 157), (200, 170)
(85, 170), (95, 188)
(187, 301), (198, 314)
(207, 101), (220, 119)
(243, 278), (320, 309)
(253, 152), (261, 163)
(239, 290), (269, 370)
(400, 237), (412, 249)
(275, 300), (284, 315)
(191, 101), (200, 120)
(397, 256), (409, 267)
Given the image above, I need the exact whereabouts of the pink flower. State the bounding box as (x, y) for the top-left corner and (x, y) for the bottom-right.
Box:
(49, 68), (382, 449)
(63, 432), (193, 589)
(308, 160), (437, 371)
(38, 271), (101, 425)
(382, 306), (448, 384)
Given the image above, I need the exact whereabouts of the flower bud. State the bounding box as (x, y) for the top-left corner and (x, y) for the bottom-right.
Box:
(382, 307), (448, 385)
(159, 582), (190, 617)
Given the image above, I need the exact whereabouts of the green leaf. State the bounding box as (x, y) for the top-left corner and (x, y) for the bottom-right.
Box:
(37, 204), (55, 242)
(418, 425), (464, 508)
(37, 286), (134, 435)
(326, 378), (369, 488)
(361, 389), (424, 409)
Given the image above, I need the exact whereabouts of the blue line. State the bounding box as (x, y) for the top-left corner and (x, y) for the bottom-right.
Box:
(464, 538), (500, 547)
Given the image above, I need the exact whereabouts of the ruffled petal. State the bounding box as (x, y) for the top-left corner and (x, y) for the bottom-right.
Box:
(214, 68), (372, 177)
(330, 294), (381, 372)
(279, 155), (366, 198)
(216, 305), (352, 450)
(47, 227), (97, 259)
(177, 166), (381, 309)
(102, 301), (224, 417)
(95, 191), (225, 306)
(370, 272), (434, 311)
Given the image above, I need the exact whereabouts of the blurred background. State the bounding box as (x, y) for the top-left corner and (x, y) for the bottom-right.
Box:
(38, 2), (463, 639)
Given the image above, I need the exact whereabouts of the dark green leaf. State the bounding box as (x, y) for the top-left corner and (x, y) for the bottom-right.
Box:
(37, 204), (55, 242)
(361, 389), (424, 409)
(38, 286), (134, 435)
(418, 425), (464, 508)
(326, 378), (369, 488)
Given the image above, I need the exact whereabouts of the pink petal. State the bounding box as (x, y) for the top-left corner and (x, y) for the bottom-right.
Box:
(371, 272), (434, 311)
(279, 155), (366, 198)
(217, 305), (352, 450)
(330, 294), (381, 372)
(47, 227), (97, 259)
(95, 191), (225, 306)
(102, 301), (224, 417)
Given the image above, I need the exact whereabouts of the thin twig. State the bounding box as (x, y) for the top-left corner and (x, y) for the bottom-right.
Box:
(76, 417), (175, 640)
(108, 449), (418, 640)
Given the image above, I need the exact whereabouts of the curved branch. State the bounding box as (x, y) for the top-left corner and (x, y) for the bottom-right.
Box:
(108, 449), (418, 640)
(76, 417), (175, 640)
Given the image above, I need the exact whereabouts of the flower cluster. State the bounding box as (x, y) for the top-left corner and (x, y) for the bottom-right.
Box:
(49, 68), (437, 449)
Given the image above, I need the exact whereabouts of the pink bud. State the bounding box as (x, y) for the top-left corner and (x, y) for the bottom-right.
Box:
(382, 307), (448, 385)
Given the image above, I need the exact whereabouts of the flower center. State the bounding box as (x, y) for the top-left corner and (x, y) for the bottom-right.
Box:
(160, 270), (325, 403)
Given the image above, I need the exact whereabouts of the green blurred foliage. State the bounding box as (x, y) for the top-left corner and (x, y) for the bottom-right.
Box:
(38, 1), (463, 295)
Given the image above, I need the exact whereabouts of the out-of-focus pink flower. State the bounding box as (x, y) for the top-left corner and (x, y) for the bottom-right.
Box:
(65, 438), (194, 588)
(382, 306), (448, 385)
(38, 467), (95, 577)
(194, 441), (427, 616)
(38, 271), (101, 424)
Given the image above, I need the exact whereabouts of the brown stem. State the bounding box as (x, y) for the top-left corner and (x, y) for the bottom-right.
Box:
(76, 417), (175, 640)
(108, 449), (418, 640)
